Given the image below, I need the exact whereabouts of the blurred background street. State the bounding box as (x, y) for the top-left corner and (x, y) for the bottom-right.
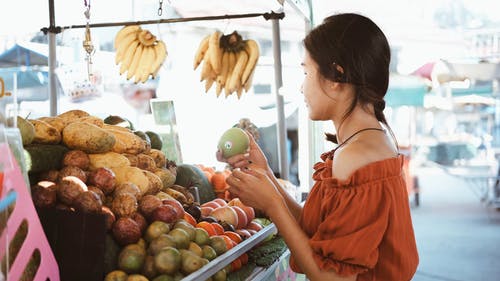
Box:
(411, 165), (500, 281)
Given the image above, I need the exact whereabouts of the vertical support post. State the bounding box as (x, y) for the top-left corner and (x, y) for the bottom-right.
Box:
(48, 0), (58, 116)
(272, 18), (289, 180)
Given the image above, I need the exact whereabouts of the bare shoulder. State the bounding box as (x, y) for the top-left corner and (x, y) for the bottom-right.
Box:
(332, 134), (397, 181)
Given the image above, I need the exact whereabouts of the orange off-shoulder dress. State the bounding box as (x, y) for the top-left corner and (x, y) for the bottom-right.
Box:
(290, 151), (419, 281)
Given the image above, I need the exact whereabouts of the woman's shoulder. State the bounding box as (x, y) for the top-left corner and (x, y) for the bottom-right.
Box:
(332, 137), (397, 181)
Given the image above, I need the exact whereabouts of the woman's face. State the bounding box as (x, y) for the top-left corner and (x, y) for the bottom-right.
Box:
(301, 51), (337, 121)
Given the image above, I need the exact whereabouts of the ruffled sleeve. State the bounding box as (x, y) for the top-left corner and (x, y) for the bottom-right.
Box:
(290, 154), (405, 277)
(308, 184), (391, 276)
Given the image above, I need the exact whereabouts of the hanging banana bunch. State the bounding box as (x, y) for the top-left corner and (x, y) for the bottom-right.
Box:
(114, 25), (168, 84)
(194, 30), (260, 99)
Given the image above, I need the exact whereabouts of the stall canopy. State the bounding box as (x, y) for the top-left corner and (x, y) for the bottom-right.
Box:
(385, 74), (429, 107)
(0, 43), (50, 100)
(0, 43), (48, 67)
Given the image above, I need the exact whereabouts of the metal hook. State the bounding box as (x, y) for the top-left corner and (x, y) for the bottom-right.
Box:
(222, 17), (230, 34)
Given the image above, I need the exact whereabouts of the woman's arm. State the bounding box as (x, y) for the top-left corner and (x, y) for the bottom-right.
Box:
(265, 169), (303, 220)
(227, 168), (357, 281)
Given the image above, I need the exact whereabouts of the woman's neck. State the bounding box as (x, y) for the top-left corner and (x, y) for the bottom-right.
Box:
(333, 107), (381, 144)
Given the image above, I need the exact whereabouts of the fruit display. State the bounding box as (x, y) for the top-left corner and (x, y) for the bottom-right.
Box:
(114, 25), (168, 83)
(16, 109), (285, 280)
(194, 30), (260, 99)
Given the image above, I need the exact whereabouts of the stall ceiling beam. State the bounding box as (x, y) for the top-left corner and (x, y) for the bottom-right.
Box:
(41, 11), (285, 34)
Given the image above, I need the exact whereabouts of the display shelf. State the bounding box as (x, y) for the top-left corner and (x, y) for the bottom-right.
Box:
(182, 222), (277, 281)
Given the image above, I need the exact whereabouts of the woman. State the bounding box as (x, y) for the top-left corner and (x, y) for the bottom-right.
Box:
(218, 13), (419, 281)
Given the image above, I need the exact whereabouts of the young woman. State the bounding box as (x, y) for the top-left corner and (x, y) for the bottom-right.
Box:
(218, 13), (419, 281)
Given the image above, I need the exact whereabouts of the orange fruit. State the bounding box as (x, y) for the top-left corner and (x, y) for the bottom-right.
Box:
(224, 231), (242, 244)
(219, 234), (234, 251)
(238, 253), (248, 265)
(183, 212), (197, 227)
(196, 221), (217, 237)
(231, 258), (242, 272)
(211, 222), (225, 235)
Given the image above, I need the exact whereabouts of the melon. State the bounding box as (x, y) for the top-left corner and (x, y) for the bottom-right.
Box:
(174, 164), (216, 204)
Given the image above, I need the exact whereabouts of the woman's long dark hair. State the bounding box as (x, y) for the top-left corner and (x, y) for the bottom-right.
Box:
(303, 13), (397, 145)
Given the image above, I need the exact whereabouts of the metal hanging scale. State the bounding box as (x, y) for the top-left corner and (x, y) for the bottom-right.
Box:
(82, 0), (94, 80)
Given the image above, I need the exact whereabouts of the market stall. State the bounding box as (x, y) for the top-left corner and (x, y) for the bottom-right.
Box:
(1, 0), (314, 280)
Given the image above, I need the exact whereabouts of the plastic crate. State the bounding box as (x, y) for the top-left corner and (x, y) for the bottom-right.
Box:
(0, 141), (60, 281)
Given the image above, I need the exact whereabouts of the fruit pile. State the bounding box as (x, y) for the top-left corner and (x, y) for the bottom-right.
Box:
(194, 30), (260, 99)
(114, 25), (168, 83)
(14, 109), (274, 280)
(106, 197), (267, 280)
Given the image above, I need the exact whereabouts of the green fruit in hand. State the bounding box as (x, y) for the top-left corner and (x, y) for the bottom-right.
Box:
(217, 128), (249, 158)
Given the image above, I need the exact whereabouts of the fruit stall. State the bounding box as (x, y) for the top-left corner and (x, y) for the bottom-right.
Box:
(0, 1), (313, 280)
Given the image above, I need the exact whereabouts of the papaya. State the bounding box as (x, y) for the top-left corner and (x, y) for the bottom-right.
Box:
(174, 164), (215, 204)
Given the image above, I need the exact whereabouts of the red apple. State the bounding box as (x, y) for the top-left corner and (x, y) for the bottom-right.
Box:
(162, 199), (184, 220)
(231, 206), (248, 229)
(210, 206), (238, 229)
(228, 198), (255, 222)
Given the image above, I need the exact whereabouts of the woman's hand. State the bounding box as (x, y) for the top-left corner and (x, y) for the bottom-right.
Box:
(225, 167), (283, 215)
(216, 131), (270, 173)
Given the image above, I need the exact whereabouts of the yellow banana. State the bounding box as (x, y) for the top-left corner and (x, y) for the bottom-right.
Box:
(193, 34), (210, 70)
(215, 81), (223, 97)
(243, 67), (255, 92)
(115, 32), (139, 65)
(137, 46), (155, 83)
(224, 52), (237, 97)
(127, 44), (144, 80)
(119, 40), (140, 75)
(216, 51), (230, 87)
(137, 29), (157, 47)
(208, 31), (223, 74)
(150, 40), (167, 79)
(241, 39), (260, 85)
(200, 51), (213, 82)
(236, 79), (243, 99)
(205, 76), (215, 93)
(227, 50), (248, 96)
(114, 25), (141, 49)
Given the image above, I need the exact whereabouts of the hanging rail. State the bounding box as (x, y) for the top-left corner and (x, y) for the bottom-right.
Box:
(41, 11), (285, 34)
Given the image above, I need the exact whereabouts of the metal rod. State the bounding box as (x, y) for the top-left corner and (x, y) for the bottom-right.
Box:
(41, 11), (284, 33)
(272, 18), (289, 180)
(48, 0), (58, 116)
